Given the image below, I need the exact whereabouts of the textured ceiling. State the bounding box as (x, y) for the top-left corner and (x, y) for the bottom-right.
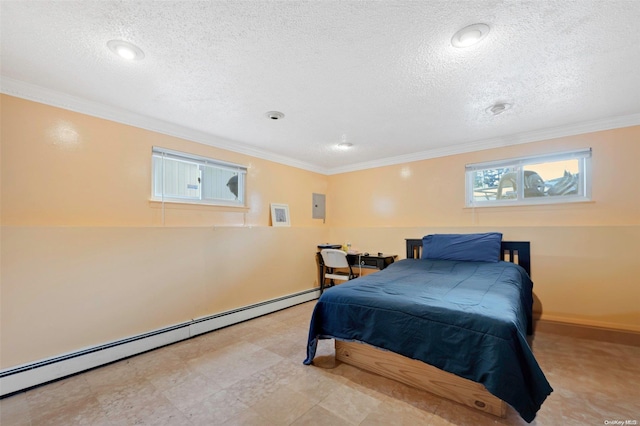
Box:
(2, 0), (639, 174)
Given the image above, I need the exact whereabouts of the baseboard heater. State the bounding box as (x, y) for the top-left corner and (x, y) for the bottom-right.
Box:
(0, 288), (320, 397)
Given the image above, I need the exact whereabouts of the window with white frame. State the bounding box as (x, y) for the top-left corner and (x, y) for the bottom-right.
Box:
(152, 147), (246, 207)
(465, 148), (591, 207)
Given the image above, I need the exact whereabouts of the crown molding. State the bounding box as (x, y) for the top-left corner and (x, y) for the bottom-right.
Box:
(0, 77), (328, 174)
(3, 77), (638, 176)
(326, 113), (640, 175)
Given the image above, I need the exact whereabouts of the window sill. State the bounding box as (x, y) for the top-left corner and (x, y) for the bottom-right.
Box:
(464, 199), (595, 209)
(149, 199), (249, 212)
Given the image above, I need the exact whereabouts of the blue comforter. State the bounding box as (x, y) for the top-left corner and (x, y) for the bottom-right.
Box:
(304, 259), (552, 422)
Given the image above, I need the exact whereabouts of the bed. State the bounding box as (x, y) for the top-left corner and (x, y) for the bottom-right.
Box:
(304, 233), (552, 423)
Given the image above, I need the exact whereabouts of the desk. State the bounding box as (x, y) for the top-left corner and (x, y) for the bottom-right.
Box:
(316, 249), (397, 293)
(350, 253), (397, 270)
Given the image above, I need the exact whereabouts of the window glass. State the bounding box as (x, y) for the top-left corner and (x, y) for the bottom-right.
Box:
(471, 167), (517, 202)
(466, 149), (591, 207)
(524, 159), (580, 198)
(153, 156), (201, 200)
(201, 165), (242, 202)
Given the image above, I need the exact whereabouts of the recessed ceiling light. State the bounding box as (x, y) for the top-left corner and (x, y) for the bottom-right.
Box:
(486, 102), (512, 115)
(265, 111), (285, 120)
(337, 142), (353, 150)
(451, 23), (490, 48)
(107, 40), (145, 60)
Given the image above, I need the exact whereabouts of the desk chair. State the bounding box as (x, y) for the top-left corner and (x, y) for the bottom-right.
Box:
(320, 249), (358, 294)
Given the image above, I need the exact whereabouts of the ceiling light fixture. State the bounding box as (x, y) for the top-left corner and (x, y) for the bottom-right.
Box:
(265, 111), (285, 120)
(107, 40), (145, 61)
(486, 102), (512, 115)
(337, 142), (353, 150)
(451, 23), (490, 48)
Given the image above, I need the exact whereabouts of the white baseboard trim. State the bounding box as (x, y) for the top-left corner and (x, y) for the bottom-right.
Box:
(0, 289), (319, 397)
(189, 290), (318, 336)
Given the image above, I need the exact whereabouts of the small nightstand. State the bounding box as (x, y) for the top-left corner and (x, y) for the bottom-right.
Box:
(349, 253), (397, 270)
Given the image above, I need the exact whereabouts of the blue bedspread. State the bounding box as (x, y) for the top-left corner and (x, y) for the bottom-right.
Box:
(304, 259), (552, 422)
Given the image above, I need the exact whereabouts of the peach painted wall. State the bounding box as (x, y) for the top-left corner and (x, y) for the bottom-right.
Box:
(2, 94), (638, 370)
(0, 95), (329, 367)
(327, 127), (640, 332)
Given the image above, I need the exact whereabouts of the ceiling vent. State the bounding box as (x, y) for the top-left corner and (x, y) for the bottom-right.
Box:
(486, 103), (512, 115)
(265, 111), (285, 120)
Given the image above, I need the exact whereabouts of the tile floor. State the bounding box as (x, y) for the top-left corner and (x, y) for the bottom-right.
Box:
(1, 301), (639, 425)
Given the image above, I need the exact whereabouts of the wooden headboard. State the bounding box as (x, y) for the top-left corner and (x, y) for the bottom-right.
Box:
(405, 238), (531, 276)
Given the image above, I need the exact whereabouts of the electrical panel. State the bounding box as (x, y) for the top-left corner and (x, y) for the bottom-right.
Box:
(312, 193), (325, 220)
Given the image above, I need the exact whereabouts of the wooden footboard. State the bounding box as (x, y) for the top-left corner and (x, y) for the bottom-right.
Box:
(335, 340), (507, 418)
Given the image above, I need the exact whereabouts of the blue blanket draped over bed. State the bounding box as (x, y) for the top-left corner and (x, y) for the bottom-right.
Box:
(304, 259), (552, 423)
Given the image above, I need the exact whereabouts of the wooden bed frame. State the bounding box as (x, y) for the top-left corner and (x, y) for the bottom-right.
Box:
(333, 239), (532, 418)
(406, 238), (531, 275)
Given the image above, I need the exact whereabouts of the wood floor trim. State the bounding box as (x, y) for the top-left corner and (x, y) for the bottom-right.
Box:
(533, 319), (640, 347)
